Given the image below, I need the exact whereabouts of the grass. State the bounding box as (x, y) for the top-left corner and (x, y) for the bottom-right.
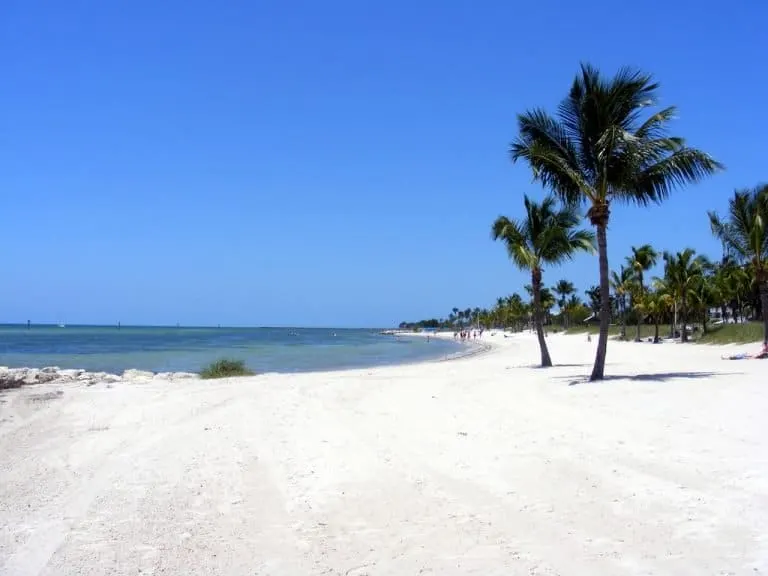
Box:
(565, 321), (764, 344)
(697, 322), (764, 345)
(199, 359), (255, 379)
(564, 323), (673, 340)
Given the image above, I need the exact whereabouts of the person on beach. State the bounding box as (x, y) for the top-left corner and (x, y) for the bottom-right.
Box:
(722, 343), (768, 360)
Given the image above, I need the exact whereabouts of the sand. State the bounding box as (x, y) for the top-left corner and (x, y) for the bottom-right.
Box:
(1, 332), (766, 575)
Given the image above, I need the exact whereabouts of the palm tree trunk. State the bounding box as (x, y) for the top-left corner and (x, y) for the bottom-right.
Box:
(635, 278), (643, 341)
(590, 221), (611, 381)
(681, 298), (689, 343)
(532, 270), (552, 367)
(653, 318), (660, 343)
(618, 295), (626, 340)
(760, 275), (768, 345)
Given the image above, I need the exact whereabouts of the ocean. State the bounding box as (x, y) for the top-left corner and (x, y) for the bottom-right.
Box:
(0, 325), (466, 374)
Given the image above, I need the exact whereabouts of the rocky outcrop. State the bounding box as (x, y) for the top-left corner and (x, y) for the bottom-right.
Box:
(0, 366), (199, 390)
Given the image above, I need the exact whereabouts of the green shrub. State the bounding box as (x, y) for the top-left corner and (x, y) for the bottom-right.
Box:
(199, 359), (255, 379)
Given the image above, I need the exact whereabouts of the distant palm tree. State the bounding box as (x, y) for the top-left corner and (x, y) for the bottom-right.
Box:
(663, 249), (706, 342)
(626, 244), (659, 341)
(584, 285), (601, 315)
(610, 266), (634, 340)
(554, 279), (576, 327)
(492, 195), (594, 367)
(511, 64), (722, 379)
(636, 289), (672, 343)
(708, 185), (768, 344)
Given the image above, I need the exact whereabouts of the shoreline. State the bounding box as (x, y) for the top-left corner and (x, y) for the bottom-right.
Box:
(0, 334), (491, 390)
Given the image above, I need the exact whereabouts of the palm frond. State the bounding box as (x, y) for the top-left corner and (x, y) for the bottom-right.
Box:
(623, 148), (723, 205)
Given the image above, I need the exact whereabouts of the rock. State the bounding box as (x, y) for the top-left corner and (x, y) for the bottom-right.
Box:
(41, 366), (61, 374)
(58, 369), (85, 379)
(23, 369), (41, 385)
(122, 369), (155, 381)
(0, 371), (25, 390)
(35, 372), (59, 384)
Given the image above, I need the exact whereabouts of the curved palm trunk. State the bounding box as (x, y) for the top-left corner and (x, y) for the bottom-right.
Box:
(590, 221), (610, 381)
(532, 269), (552, 367)
(653, 316), (660, 343)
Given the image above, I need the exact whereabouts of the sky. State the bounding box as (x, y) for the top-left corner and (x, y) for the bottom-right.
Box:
(2, 0), (766, 327)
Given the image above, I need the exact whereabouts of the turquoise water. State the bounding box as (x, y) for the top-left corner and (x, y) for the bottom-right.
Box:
(0, 325), (464, 374)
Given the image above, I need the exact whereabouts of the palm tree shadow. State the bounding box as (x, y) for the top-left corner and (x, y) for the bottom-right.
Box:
(566, 371), (741, 386)
(528, 363), (592, 369)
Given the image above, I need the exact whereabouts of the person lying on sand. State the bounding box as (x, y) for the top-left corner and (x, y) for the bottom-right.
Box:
(722, 343), (768, 360)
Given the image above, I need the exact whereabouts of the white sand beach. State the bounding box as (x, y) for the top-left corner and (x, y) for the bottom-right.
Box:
(1, 333), (766, 575)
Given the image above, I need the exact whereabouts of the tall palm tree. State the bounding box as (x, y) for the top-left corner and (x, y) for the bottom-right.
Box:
(510, 64), (722, 380)
(492, 194), (594, 367)
(626, 244), (659, 341)
(663, 249), (706, 342)
(554, 279), (576, 327)
(708, 185), (768, 344)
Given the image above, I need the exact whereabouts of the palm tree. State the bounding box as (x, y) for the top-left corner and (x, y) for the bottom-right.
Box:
(565, 294), (585, 326)
(663, 249), (706, 342)
(492, 194), (594, 367)
(690, 273), (718, 335)
(635, 290), (660, 343)
(610, 266), (634, 340)
(507, 293), (527, 331)
(539, 286), (557, 329)
(584, 285), (601, 315)
(510, 64), (722, 380)
(554, 279), (576, 327)
(708, 185), (768, 344)
(626, 244), (659, 341)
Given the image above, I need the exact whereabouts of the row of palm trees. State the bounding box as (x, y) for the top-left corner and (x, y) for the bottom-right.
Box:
(494, 63), (767, 380)
(404, 65), (765, 380)
(490, 184), (767, 374)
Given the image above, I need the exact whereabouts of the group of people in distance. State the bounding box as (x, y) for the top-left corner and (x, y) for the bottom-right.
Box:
(454, 329), (482, 341)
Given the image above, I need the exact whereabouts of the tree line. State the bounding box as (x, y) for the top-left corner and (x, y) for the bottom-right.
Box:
(400, 64), (767, 380)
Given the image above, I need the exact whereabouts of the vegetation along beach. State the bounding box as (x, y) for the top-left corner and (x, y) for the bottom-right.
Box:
(3, 3), (768, 574)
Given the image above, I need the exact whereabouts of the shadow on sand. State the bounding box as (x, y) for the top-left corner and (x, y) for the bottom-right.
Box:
(565, 371), (741, 386)
(529, 363), (593, 369)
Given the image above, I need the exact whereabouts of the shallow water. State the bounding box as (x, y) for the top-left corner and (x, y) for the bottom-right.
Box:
(0, 325), (464, 374)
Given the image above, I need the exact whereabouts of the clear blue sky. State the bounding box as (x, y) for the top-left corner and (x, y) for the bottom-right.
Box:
(2, 0), (765, 327)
